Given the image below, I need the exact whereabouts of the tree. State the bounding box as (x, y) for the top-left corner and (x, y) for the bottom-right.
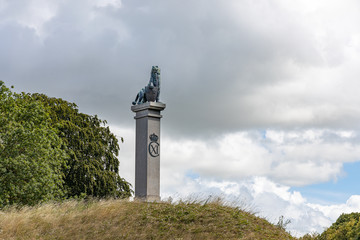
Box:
(0, 82), (67, 208)
(32, 94), (132, 199)
(0, 82), (131, 208)
(317, 213), (360, 240)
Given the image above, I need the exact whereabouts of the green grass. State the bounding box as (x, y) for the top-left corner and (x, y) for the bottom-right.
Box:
(0, 198), (295, 240)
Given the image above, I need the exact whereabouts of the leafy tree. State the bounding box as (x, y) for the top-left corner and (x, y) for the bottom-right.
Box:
(32, 94), (132, 199)
(0, 81), (131, 208)
(0, 82), (67, 208)
(318, 212), (360, 240)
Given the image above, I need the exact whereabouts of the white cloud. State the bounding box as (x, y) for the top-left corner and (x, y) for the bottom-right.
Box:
(110, 125), (135, 186)
(308, 195), (360, 221)
(115, 125), (360, 236)
(1, 0), (360, 135)
(0, 0), (7, 11)
(158, 129), (360, 187)
(160, 175), (360, 237)
(93, 0), (122, 9)
(160, 176), (336, 237)
(2, 0), (360, 236)
(0, 0), (57, 38)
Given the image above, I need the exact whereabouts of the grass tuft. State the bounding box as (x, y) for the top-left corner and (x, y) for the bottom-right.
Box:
(0, 198), (295, 240)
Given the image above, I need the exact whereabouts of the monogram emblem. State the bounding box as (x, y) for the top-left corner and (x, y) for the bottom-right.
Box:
(149, 133), (159, 157)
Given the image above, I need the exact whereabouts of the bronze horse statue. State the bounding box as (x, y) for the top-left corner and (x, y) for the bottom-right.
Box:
(132, 66), (161, 105)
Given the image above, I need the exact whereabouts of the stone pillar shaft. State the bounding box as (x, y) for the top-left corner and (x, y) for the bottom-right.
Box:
(131, 102), (166, 201)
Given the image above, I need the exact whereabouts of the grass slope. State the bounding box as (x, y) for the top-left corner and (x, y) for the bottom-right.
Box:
(0, 199), (295, 240)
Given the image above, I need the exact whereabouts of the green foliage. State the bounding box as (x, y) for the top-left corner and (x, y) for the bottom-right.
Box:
(31, 94), (132, 199)
(318, 212), (360, 240)
(0, 81), (131, 208)
(0, 82), (67, 208)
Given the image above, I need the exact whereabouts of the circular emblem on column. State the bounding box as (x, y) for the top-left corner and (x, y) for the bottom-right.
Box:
(149, 133), (160, 157)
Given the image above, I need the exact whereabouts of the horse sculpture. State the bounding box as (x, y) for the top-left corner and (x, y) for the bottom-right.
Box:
(132, 66), (161, 105)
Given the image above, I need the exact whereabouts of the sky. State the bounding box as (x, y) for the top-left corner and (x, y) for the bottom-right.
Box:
(1, 0), (360, 236)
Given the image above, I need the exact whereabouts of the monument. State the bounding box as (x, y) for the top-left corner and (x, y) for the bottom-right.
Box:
(131, 66), (166, 201)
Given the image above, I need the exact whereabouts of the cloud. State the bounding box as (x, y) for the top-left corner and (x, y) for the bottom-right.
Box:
(160, 127), (360, 236)
(160, 175), (360, 237)
(0, 0), (57, 38)
(1, 0), (360, 136)
(113, 125), (360, 236)
(94, 0), (122, 9)
(2, 0), (360, 236)
(309, 195), (360, 221)
(158, 129), (360, 187)
(159, 176), (332, 237)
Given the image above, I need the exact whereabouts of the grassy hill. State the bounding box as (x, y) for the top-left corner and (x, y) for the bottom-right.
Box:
(0, 199), (295, 240)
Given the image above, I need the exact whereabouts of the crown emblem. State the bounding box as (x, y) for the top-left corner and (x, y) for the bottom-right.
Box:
(149, 133), (158, 142)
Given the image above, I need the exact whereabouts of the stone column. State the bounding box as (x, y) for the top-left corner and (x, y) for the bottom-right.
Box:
(131, 102), (166, 202)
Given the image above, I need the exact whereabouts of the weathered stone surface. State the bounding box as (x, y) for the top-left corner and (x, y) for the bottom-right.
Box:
(131, 102), (166, 202)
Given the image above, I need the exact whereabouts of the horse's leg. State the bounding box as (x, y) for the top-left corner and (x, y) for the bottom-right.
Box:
(156, 89), (160, 102)
(132, 92), (139, 105)
(139, 90), (144, 104)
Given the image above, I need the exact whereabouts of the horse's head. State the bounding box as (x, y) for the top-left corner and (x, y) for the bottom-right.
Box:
(151, 66), (160, 77)
(150, 66), (160, 88)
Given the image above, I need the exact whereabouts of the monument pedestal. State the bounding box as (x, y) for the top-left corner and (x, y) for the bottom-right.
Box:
(131, 102), (166, 202)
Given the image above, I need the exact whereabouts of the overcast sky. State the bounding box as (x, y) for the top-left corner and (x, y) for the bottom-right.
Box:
(2, 0), (360, 236)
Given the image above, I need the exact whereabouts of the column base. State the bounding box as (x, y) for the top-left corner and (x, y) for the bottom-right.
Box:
(134, 195), (161, 202)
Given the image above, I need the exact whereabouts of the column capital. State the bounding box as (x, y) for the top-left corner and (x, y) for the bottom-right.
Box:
(131, 102), (166, 113)
(131, 102), (166, 120)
